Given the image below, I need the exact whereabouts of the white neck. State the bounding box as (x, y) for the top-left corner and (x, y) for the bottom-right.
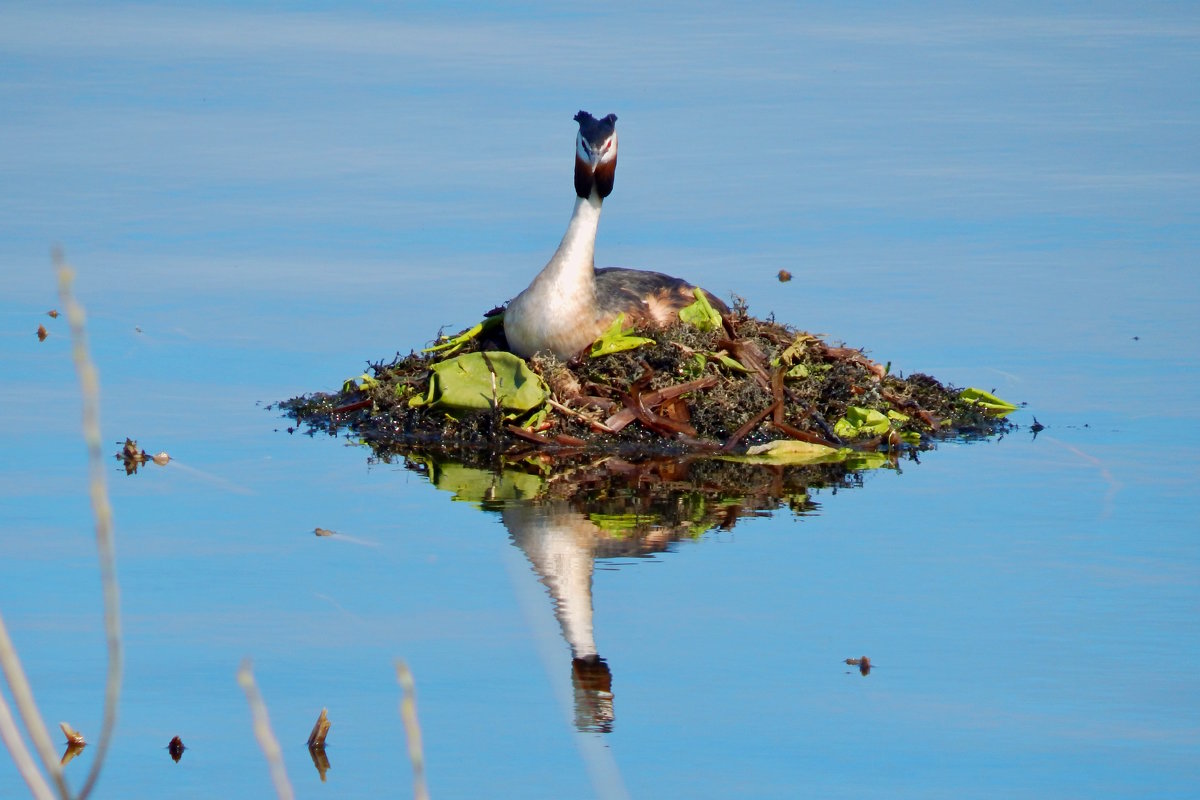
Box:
(504, 192), (605, 358)
(543, 193), (602, 286)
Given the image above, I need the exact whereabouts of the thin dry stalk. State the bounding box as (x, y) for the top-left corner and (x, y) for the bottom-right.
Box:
(54, 250), (123, 800)
(0, 615), (69, 799)
(395, 661), (430, 800)
(237, 660), (295, 800)
(0, 683), (56, 800)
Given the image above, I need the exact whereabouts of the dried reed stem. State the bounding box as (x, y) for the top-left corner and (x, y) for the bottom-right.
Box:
(395, 661), (430, 800)
(0, 673), (56, 800)
(54, 249), (123, 800)
(237, 660), (295, 800)
(0, 614), (69, 799)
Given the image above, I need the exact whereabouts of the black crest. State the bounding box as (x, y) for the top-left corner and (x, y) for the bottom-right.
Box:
(574, 111), (617, 145)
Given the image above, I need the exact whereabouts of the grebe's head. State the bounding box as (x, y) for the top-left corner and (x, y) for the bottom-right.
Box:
(573, 111), (618, 200)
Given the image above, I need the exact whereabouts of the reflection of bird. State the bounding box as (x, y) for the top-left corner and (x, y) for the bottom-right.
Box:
(504, 111), (728, 359)
(503, 501), (615, 732)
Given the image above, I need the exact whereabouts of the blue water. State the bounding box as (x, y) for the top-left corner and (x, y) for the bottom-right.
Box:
(2, 4), (1198, 798)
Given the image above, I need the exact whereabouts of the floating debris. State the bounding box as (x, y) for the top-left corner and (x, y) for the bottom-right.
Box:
(37, 324), (48, 342)
(116, 438), (149, 474)
(845, 656), (872, 676)
(777, 269), (792, 282)
(60, 741), (86, 766)
(307, 708), (331, 748)
(167, 735), (186, 763)
(308, 742), (331, 782)
(60, 721), (86, 746)
(307, 707), (332, 781)
(59, 720), (86, 765)
(115, 438), (171, 474)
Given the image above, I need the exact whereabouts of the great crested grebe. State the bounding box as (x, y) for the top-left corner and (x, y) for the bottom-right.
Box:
(503, 111), (729, 360)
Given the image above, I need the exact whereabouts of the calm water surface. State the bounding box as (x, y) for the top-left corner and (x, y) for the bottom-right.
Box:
(2, 4), (1198, 798)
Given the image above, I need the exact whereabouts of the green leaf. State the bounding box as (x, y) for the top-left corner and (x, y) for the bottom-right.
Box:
(774, 333), (817, 368)
(586, 513), (644, 536)
(341, 372), (380, 393)
(678, 288), (723, 331)
(833, 406), (891, 438)
(843, 451), (893, 471)
(959, 387), (1018, 417)
(423, 313), (505, 357)
(589, 313), (655, 357)
(785, 363), (810, 379)
(710, 352), (749, 373)
(408, 351), (548, 419)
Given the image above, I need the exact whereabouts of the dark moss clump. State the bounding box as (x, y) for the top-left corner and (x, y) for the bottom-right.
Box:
(279, 302), (1014, 465)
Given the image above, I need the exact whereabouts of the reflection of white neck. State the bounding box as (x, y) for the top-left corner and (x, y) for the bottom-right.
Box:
(502, 502), (598, 658)
(504, 194), (603, 359)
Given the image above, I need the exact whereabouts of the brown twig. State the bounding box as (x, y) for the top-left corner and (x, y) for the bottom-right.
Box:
(330, 398), (372, 415)
(721, 401), (780, 452)
(506, 424), (552, 446)
(546, 398), (615, 434)
(771, 418), (841, 449)
(603, 376), (718, 432)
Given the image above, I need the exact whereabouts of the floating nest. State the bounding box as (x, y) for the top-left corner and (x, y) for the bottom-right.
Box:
(280, 299), (1016, 472)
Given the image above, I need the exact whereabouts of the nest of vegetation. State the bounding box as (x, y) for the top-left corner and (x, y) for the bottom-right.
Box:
(280, 299), (1014, 472)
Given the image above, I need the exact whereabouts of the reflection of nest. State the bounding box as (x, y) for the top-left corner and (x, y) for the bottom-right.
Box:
(279, 304), (1014, 464)
(405, 451), (872, 548)
(545, 456), (856, 553)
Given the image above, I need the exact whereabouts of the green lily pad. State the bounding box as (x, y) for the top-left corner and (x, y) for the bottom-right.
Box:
(721, 439), (845, 465)
(416, 457), (544, 506)
(409, 351), (548, 417)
